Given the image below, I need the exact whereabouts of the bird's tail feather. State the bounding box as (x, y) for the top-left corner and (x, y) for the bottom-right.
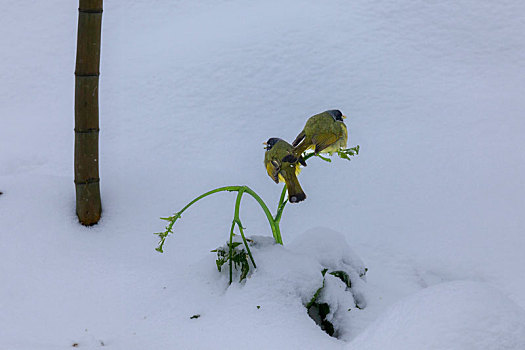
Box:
(293, 141), (312, 159)
(285, 174), (306, 203)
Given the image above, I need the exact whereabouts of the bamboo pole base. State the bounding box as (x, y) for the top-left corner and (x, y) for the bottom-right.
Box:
(75, 181), (102, 226)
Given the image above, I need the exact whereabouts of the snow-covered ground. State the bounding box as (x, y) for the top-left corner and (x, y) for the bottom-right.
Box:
(2, 1), (525, 349)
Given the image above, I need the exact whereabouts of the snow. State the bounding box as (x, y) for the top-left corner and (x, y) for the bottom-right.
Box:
(2, 0), (525, 349)
(349, 281), (525, 350)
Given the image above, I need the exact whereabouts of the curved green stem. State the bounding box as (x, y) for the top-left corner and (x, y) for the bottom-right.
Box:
(156, 186), (242, 252)
(277, 184), (287, 211)
(302, 152), (316, 162)
(173, 186), (241, 218)
(155, 185), (283, 253)
(274, 185), (288, 224)
(241, 186), (283, 245)
(234, 189), (256, 268)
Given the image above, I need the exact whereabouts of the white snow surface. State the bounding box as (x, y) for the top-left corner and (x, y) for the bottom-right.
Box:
(350, 281), (525, 350)
(2, 0), (525, 349)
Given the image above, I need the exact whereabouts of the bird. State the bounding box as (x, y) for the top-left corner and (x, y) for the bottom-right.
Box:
(292, 109), (348, 157)
(264, 137), (306, 203)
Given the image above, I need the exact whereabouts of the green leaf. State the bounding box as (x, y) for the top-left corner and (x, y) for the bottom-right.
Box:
(306, 285), (324, 309)
(239, 259), (250, 282)
(306, 269), (328, 308)
(229, 242), (242, 249)
(335, 145), (360, 161)
(212, 241), (252, 282)
(330, 270), (352, 288)
(216, 257), (226, 272)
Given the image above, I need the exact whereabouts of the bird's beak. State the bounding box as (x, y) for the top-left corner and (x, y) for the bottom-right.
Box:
(262, 142), (268, 145)
(342, 115), (347, 119)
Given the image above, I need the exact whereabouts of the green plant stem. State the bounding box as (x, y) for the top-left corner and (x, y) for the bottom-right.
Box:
(274, 185), (288, 224)
(156, 186), (240, 252)
(236, 188), (279, 242)
(277, 184), (287, 212)
(228, 219), (235, 284)
(175, 186), (241, 216)
(241, 186), (283, 244)
(302, 152), (316, 161)
(156, 185), (283, 252)
(273, 150), (346, 225)
(317, 154), (332, 162)
(234, 188), (256, 269)
(273, 152), (319, 224)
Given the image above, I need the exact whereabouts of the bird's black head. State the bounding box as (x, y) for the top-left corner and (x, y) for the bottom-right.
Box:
(264, 137), (280, 150)
(327, 109), (344, 121)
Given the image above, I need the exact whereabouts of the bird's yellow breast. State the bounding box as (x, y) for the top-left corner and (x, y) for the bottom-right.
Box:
(322, 122), (348, 153)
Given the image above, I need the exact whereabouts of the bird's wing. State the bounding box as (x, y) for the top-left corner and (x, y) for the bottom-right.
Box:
(292, 130), (306, 147)
(312, 133), (338, 153)
(266, 160), (280, 184)
(281, 154), (298, 163)
(298, 156), (307, 167)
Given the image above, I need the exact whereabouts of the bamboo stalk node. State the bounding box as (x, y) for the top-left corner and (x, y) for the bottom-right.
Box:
(74, 178), (100, 185)
(78, 8), (103, 13)
(75, 73), (100, 77)
(74, 128), (100, 134)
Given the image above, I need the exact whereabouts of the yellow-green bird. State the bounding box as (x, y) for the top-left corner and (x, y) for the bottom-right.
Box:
(264, 138), (306, 203)
(292, 109), (348, 157)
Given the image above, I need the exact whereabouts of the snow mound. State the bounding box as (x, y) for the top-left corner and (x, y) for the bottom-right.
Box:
(214, 227), (368, 338)
(348, 281), (525, 350)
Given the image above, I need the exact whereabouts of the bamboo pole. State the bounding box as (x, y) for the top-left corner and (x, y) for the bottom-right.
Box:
(74, 0), (102, 225)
